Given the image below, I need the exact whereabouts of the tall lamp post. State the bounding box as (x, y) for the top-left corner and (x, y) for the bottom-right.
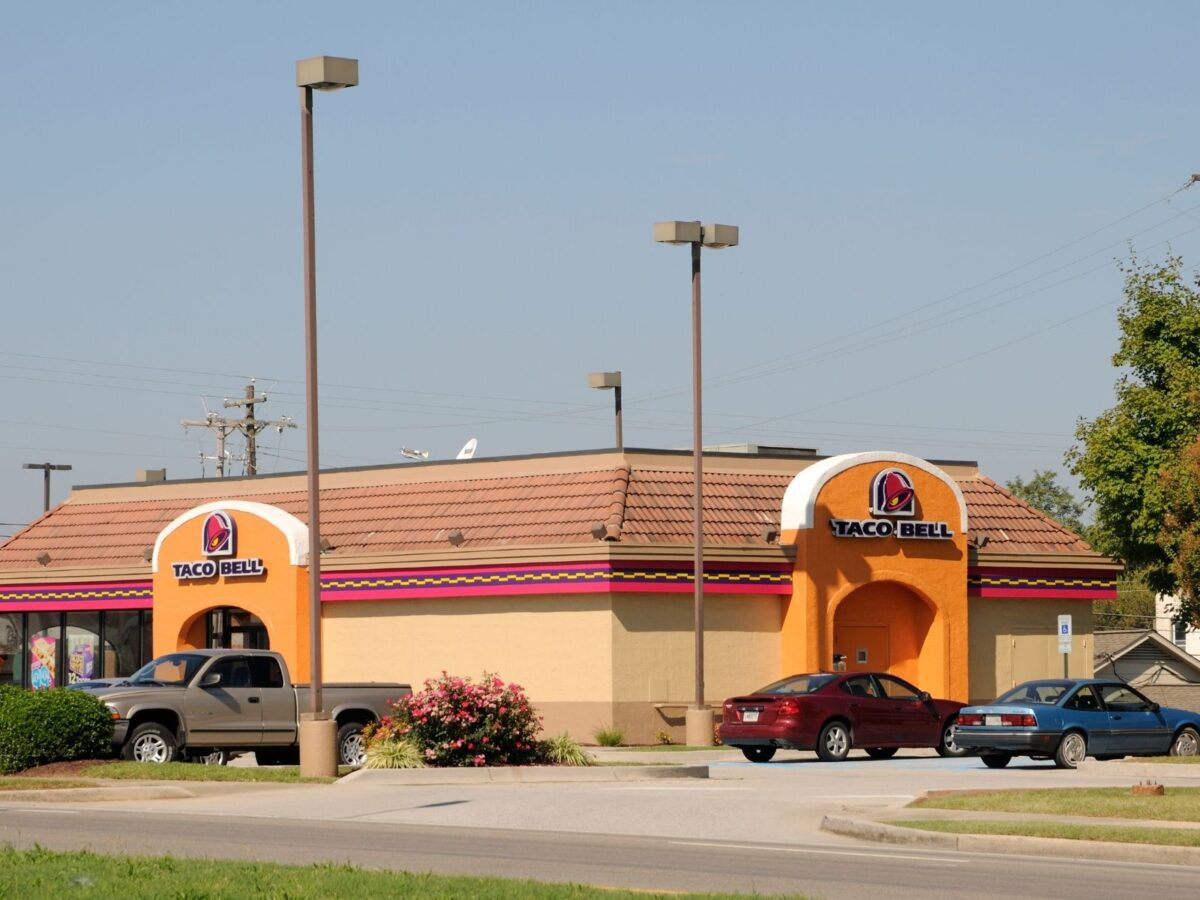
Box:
(587, 371), (623, 450)
(296, 55), (358, 777)
(653, 220), (738, 746)
(23, 462), (73, 513)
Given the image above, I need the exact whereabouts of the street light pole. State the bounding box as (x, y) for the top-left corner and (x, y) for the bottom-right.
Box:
(295, 55), (358, 778)
(587, 371), (623, 450)
(23, 463), (72, 513)
(653, 221), (738, 746)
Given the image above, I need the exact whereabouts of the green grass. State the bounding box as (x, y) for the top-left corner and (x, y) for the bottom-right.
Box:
(892, 819), (1200, 847)
(913, 786), (1200, 821)
(0, 778), (97, 791)
(0, 847), (799, 898)
(73, 761), (345, 783)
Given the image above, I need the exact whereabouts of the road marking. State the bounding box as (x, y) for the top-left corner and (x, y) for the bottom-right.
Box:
(668, 840), (960, 863)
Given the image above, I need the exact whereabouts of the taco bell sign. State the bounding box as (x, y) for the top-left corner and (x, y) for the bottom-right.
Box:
(828, 468), (954, 540)
(172, 510), (267, 580)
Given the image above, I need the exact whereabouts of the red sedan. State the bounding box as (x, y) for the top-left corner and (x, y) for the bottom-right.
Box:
(719, 671), (967, 762)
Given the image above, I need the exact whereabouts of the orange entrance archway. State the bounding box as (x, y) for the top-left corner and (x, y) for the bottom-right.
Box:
(150, 501), (312, 680)
(779, 452), (969, 701)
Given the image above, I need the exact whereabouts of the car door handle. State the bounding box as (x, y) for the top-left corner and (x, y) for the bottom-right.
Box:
(248, 696), (261, 704)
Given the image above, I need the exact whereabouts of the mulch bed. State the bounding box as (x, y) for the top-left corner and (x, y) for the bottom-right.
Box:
(15, 759), (118, 777)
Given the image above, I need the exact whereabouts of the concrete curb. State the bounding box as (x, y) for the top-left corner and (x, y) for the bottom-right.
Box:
(819, 815), (1200, 866)
(339, 764), (710, 785)
(0, 785), (196, 803)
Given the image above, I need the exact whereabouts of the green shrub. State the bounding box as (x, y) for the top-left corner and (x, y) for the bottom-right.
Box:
(541, 732), (594, 766)
(0, 686), (114, 774)
(592, 725), (624, 747)
(655, 729), (674, 745)
(363, 739), (425, 769)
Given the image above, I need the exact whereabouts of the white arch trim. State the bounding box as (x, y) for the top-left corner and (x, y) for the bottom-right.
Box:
(781, 451), (968, 533)
(151, 500), (309, 573)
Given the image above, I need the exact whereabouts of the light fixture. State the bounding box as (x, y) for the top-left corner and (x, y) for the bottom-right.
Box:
(761, 526), (779, 543)
(447, 530), (465, 547)
(587, 372), (623, 450)
(35, 551), (51, 566)
(653, 218), (739, 748)
(400, 447), (430, 461)
(319, 537), (333, 552)
(142, 546), (154, 562)
(296, 53), (359, 779)
(591, 523), (607, 540)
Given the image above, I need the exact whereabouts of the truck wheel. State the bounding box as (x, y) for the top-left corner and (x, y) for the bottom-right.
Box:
(123, 723), (178, 764)
(337, 721), (369, 768)
(186, 749), (229, 766)
(255, 749), (300, 766)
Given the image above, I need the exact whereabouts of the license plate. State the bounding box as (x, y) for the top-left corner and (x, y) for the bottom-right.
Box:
(743, 710), (759, 723)
(985, 714), (1001, 726)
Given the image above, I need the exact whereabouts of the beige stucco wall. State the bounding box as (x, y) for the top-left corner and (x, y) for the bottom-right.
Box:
(967, 597), (1095, 704)
(322, 595), (615, 739)
(608, 594), (781, 744)
(321, 592), (783, 745)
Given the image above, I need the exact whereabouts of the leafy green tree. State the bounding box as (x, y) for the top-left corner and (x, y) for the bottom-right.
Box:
(1093, 571), (1157, 631)
(1004, 470), (1086, 534)
(1067, 255), (1200, 627)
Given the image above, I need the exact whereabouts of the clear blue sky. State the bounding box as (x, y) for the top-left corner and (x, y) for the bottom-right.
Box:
(3, 1), (1198, 535)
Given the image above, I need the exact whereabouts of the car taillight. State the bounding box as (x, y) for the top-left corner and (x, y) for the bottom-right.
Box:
(1001, 714), (1036, 727)
(957, 713), (983, 726)
(776, 698), (801, 717)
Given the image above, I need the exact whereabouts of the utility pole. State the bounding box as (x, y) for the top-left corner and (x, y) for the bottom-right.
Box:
(23, 462), (72, 512)
(223, 382), (296, 475)
(182, 383), (296, 477)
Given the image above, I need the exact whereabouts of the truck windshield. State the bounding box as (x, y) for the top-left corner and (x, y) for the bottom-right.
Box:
(128, 653), (209, 686)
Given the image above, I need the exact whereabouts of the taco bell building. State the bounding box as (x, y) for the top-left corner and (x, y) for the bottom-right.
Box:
(0, 447), (1117, 743)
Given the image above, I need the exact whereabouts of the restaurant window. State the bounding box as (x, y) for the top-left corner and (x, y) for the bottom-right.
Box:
(102, 610), (144, 677)
(0, 613), (22, 688)
(27, 612), (63, 690)
(65, 611), (100, 685)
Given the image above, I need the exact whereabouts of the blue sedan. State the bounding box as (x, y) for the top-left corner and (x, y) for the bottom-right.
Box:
(955, 679), (1200, 769)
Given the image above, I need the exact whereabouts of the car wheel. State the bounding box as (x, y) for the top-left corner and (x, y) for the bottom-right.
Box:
(936, 719), (967, 758)
(1170, 726), (1199, 757)
(816, 721), (851, 762)
(337, 721), (369, 768)
(865, 747), (897, 760)
(186, 749), (229, 766)
(980, 753), (1011, 769)
(123, 722), (179, 764)
(740, 746), (776, 763)
(1055, 731), (1087, 769)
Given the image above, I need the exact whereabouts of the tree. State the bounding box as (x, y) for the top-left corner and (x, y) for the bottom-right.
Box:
(1004, 470), (1085, 534)
(1067, 254), (1200, 627)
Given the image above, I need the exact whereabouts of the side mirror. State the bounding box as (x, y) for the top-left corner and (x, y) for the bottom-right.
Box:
(200, 672), (223, 688)
(1149, 702), (1161, 712)
(917, 691), (931, 703)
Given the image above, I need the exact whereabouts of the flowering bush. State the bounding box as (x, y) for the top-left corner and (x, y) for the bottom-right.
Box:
(378, 672), (544, 767)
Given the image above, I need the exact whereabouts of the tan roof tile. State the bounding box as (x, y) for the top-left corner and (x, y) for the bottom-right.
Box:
(0, 459), (1102, 570)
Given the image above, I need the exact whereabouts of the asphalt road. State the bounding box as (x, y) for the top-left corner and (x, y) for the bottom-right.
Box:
(2, 806), (1198, 899)
(2, 749), (1198, 897)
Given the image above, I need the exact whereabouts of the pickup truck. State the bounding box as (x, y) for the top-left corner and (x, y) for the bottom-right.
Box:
(90, 649), (410, 767)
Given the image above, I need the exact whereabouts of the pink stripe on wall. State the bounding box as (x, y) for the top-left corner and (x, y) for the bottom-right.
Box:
(0, 598), (154, 612)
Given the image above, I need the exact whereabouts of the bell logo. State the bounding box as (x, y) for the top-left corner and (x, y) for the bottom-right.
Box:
(202, 511), (236, 557)
(870, 468), (916, 517)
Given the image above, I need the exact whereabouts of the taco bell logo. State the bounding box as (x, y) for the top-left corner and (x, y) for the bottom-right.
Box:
(828, 466), (953, 540)
(202, 511), (236, 557)
(870, 468), (916, 517)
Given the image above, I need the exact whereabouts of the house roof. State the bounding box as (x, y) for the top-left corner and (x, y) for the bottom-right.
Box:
(1093, 629), (1200, 684)
(0, 449), (1107, 572)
